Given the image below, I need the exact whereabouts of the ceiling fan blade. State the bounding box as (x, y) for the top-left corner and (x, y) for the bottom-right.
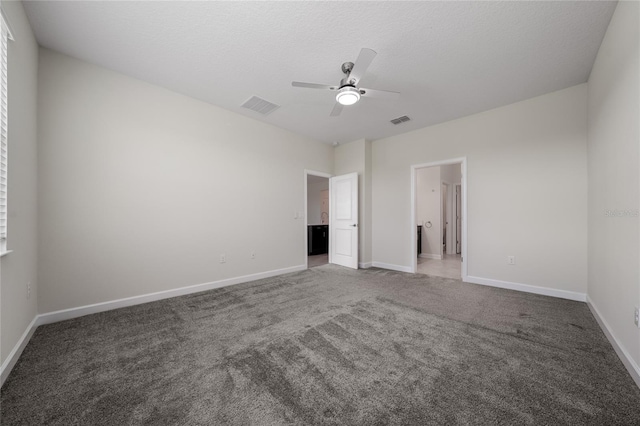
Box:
(349, 48), (377, 85)
(359, 87), (400, 100)
(292, 81), (337, 90)
(330, 103), (343, 117)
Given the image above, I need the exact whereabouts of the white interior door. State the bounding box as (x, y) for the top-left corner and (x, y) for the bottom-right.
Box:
(330, 172), (358, 269)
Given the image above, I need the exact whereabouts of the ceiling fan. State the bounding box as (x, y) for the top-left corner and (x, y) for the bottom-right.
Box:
(292, 48), (400, 117)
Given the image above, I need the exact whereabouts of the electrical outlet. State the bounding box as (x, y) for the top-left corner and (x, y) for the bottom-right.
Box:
(634, 307), (639, 328)
(507, 256), (516, 265)
(220, 254), (226, 263)
(27, 282), (31, 299)
(251, 252), (256, 260)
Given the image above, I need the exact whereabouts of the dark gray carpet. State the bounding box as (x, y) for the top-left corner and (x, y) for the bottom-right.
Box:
(2, 265), (639, 425)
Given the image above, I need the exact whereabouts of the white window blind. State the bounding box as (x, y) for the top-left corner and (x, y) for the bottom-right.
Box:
(0, 13), (10, 250)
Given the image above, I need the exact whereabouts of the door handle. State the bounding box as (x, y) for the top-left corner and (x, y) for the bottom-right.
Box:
(351, 224), (358, 227)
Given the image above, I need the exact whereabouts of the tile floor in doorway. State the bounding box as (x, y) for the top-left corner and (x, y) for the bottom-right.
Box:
(308, 254), (329, 268)
(417, 254), (462, 279)
(309, 253), (461, 278)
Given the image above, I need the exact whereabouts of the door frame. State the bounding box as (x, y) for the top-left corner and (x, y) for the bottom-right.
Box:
(441, 181), (449, 257)
(410, 158), (468, 280)
(455, 184), (462, 254)
(441, 180), (456, 255)
(304, 170), (332, 269)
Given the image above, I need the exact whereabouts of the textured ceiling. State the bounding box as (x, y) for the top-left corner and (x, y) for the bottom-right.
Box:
(23, 1), (616, 144)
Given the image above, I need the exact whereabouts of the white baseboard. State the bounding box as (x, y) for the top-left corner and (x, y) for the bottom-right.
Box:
(359, 262), (373, 269)
(586, 296), (640, 389)
(6, 266), (622, 392)
(1, 265), (307, 387)
(465, 276), (586, 302)
(371, 261), (413, 273)
(419, 253), (442, 260)
(38, 265), (306, 325)
(1, 316), (40, 387)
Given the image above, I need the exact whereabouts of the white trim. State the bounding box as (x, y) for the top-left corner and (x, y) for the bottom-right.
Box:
(2, 265), (306, 386)
(587, 296), (640, 389)
(371, 261), (413, 273)
(1, 8), (15, 41)
(6, 268), (634, 392)
(38, 265), (306, 325)
(410, 158), (467, 279)
(419, 253), (442, 260)
(1, 316), (39, 387)
(440, 180), (454, 255)
(441, 179), (458, 255)
(465, 275), (586, 302)
(454, 183), (462, 255)
(304, 170), (332, 269)
(0, 11), (9, 246)
(0, 249), (12, 257)
(439, 181), (446, 258)
(359, 262), (372, 269)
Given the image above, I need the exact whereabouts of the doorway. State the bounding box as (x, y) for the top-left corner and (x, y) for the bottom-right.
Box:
(411, 159), (467, 280)
(442, 182), (448, 255)
(306, 172), (330, 268)
(455, 184), (462, 254)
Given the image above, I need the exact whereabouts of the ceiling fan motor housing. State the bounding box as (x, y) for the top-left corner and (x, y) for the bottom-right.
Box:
(341, 61), (354, 75)
(340, 62), (357, 87)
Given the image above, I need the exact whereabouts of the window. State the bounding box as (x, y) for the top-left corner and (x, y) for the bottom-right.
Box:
(0, 12), (12, 254)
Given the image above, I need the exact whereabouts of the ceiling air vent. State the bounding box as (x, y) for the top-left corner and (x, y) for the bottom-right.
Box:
(241, 96), (280, 115)
(390, 115), (411, 125)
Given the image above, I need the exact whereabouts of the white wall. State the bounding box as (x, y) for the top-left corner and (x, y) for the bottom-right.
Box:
(416, 167), (441, 257)
(587, 1), (639, 371)
(307, 179), (328, 225)
(372, 84), (588, 295)
(37, 49), (333, 313)
(334, 139), (372, 265)
(0, 1), (39, 369)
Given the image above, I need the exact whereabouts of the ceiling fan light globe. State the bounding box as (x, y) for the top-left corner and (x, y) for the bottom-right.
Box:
(336, 87), (360, 106)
